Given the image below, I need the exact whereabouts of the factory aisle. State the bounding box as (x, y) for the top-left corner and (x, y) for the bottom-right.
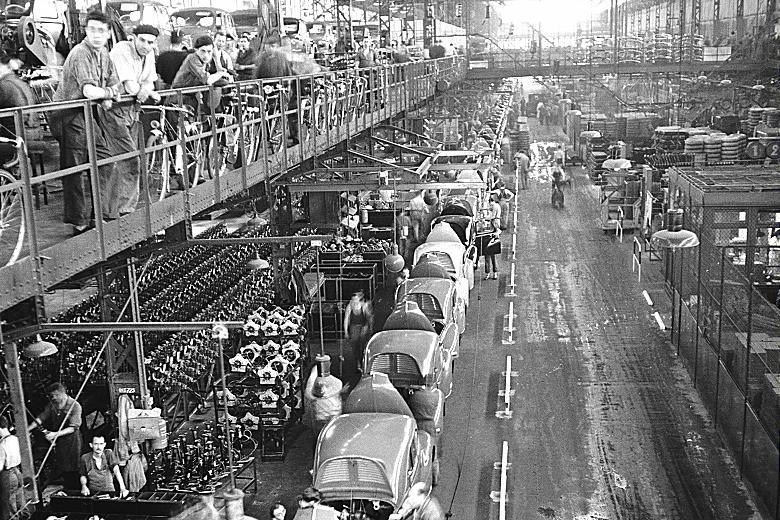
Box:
(436, 99), (763, 519)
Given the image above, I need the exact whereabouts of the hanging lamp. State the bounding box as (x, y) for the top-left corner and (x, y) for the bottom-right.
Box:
(384, 175), (405, 273)
(23, 335), (58, 358)
(650, 209), (700, 250)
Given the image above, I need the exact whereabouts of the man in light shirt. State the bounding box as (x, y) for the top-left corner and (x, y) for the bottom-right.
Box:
(0, 417), (23, 520)
(110, 24), (160, 215)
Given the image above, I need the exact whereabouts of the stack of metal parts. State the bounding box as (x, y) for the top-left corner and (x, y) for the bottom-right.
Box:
(618, 36), (644, 63)
(720, 134), (746, 162)
(516, 116), (530, 153)
(584, 114), (617, 140)
(589, 37), (612, 64)
(615, 112), (660, 141)
(747, 107), (764, 135)
(704, 134), (724, 164)
(673, 34), (704, 62)
(646, 32), (673, 63)
(653, 125), (688, 151)
(762, 107), (780, 128)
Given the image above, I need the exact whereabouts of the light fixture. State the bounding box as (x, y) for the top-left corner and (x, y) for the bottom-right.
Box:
(650, 209), (700, 250)
(752, 84), (765, 91)
(384, 244), (405, 273)
(247, 254), (271, 270)
(719, 79), (732, 86)
(23, 335), (58, 358)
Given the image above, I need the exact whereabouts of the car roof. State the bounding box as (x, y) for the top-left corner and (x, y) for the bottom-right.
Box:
(366, 330), (439, 373)
(403, 278), (455, 306)
(414, 242), (465, 271)
(315, 413), (415, 504)
(343, 373), (414, 417)
(172, 7), (231, 14)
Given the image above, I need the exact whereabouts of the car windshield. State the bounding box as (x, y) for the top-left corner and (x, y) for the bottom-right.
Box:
(108, 2), (142, 23)
(172, 9), (214, 27)
(283, 22), (298, 34)
(233, 13), (257, 26)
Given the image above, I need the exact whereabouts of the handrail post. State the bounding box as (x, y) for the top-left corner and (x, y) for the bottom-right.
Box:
(84, 102), (106, 260)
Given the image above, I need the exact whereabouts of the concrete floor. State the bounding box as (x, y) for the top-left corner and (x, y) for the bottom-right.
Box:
(242, 79), (765, 520)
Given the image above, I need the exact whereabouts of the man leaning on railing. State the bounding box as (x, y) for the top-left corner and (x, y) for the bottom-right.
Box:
(109, 24), (161, 217)
(48, 9), (123, 235)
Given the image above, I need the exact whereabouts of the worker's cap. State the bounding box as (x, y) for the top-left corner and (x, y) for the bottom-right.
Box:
(194, 35), (214, 48)
(133, 24), (160, 37)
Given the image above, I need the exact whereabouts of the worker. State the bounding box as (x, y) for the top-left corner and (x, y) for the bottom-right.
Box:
(0, 417), (24, 520)
(80, 434), (129, 497)
(494, 181), (515, 230)
(343, 290), (373, 381)
(389, 482), (445, 520)
(28, 383), (82, 490)
(514, 150), (530, 190)
(408, 190), (429, 243)
(554, 143), (566, 170)
(303, 355), (344, 437)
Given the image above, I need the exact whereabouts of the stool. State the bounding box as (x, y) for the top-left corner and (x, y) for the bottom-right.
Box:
(28, 149), (48, 210)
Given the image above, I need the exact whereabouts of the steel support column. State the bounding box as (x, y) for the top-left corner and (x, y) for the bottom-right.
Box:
(693, 0), (701, 35)
(98, 260), (148, 411)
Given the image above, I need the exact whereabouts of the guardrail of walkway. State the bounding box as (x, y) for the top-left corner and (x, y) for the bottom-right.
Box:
(0, 57), (466, 312)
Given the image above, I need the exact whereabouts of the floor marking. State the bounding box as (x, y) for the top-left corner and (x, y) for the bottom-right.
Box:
(653, 311), (666, 330)
(643, 290), (653, 306)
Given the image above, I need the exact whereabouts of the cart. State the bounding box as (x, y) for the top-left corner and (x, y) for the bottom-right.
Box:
(599, 172), (643, 233)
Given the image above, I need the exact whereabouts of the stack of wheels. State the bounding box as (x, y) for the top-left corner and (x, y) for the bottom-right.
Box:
(684, 135), (706, 164)
(763, 107), (780, 128)
(704, 135), (723, 165)
(748, 107), (764, 136)
(648, 33), (673, 63)
(653, 125), (687, 152)
(721, 134), (742, 163)
(618, 36), (644, 63)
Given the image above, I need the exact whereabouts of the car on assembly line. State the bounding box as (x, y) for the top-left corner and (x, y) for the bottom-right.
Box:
(282, 16), (311, 54)
(364, 326), (453, 399)
(396, 275), (466, 342)
(310, 412), (436, 518)
(108, 0), (174, 51)
(231, 5), (280, 49)
(413, 235), (476, 304)
(170, 7), (237, 42)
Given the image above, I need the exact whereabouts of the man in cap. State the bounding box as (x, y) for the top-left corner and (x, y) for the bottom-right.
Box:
(109, 24), (160, 215)
(172, 35), (233, 113)
(50, 9), (122, 234)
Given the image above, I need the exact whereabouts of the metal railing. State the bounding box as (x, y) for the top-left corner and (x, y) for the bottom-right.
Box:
(0, 57), (466, 313)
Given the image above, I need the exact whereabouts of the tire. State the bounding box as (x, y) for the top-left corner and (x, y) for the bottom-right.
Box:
(0, 170), (24, 267)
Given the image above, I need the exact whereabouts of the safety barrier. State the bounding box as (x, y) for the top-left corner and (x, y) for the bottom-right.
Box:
(0, 57), (466, 312)
(632, 236), (642, 282)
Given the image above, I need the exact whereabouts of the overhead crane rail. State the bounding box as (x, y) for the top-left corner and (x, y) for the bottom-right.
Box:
(0, 57), (466, 314)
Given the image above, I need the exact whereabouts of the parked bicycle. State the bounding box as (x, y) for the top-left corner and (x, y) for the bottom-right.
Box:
(0, 135), (26, 267)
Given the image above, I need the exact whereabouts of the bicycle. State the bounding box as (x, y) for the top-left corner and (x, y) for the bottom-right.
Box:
(142, 104), (209, 200)
(0, 135), (26, 267)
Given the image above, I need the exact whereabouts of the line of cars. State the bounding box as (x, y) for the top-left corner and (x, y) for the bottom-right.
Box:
(109, 0), (311, 53)
(305, 197), (481, 520)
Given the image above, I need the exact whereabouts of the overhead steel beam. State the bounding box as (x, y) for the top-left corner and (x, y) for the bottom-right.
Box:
(286, 180), (486, 192)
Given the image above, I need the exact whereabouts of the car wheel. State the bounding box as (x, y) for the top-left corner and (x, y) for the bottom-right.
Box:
(432, 456), (440, 487)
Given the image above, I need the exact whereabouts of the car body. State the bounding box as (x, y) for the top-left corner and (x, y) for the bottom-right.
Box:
(364, 329), (453, 398)
(170, 7), (237, 42)
(231, 5), (280, 48)
(283, 17), (311, 54)
(312, 413), (435, 515)
(344, 372), (443, 469)
(108, 0), (173, 51)
(396, 277), (466, 341)
(384, 300), (460, 359)
(413, 240), (476, 303)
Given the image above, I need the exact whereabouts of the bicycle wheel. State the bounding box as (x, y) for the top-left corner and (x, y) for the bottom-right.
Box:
(0, 170), (25, 267)
(146, 135), (170, 201)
